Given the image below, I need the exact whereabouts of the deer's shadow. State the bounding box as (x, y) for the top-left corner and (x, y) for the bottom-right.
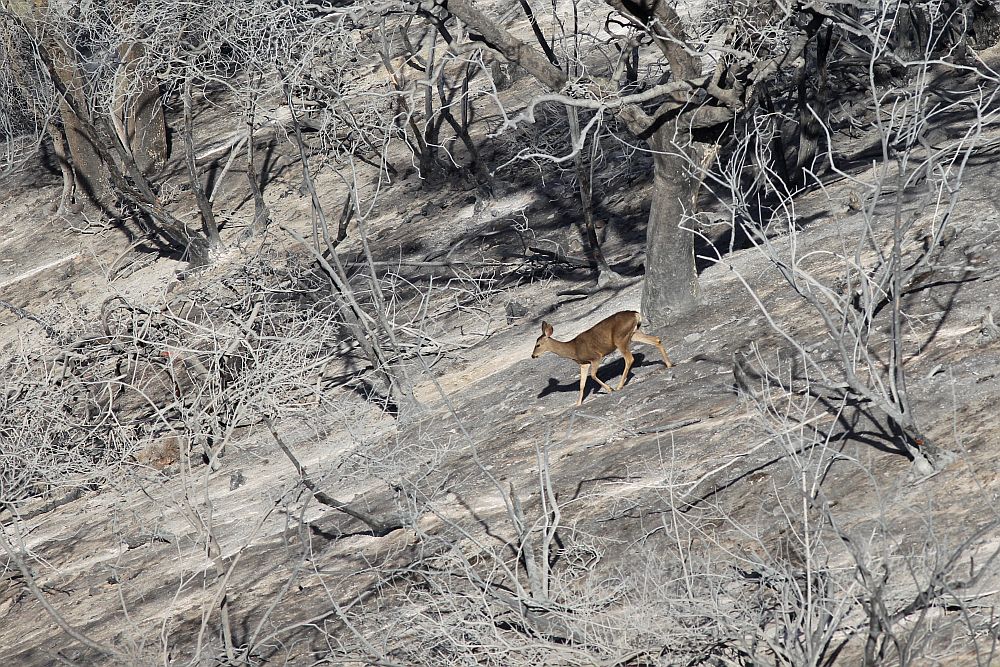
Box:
(536, 352), (655, 401)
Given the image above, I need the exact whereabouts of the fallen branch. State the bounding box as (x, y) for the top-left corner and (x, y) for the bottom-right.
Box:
(527, 245), (594, 267)
(0, 299), (59, 339)
(634, 417), (701, 435)
(346, 259), (506, 269)
(0, 531), (128, 662)
(0, 488), (88, 524)
(264, 418), (404, 537)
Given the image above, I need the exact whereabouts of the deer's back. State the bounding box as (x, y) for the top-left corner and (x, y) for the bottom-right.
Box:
(572, 311), (640, 362)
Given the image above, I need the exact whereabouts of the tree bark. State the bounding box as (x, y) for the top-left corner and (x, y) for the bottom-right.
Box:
(46, 120), (75, 213)
(49, 42), (116, 211)
(183, 78), (223, 249)
(641, 126), (699, 325)
(11, 2), (166, 211)
(116, 42), (167, 176)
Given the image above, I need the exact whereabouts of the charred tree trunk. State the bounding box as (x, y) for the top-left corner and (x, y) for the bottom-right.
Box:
(11, 0), (115, 211)
(46, 120), (76, 213)
(793, 26), (830, 188)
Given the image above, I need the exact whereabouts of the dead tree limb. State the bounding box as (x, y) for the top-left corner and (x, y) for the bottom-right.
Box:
(265, 418), (404, 537)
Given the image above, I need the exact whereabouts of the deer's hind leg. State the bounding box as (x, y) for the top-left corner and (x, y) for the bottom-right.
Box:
(633, 331), (673, 368)
(616, 343), (634, 390)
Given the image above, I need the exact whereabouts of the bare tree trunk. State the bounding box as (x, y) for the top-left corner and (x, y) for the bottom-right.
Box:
(437, 64), (490, 183)
(14, 2), (213, 263)
(566, 106), (617, 281)
(244, 124), (271, 237)
(438, 0), (718, 323)
(793, 26), (831, 188)
(641, 126), (699, 326)
(116, 42), (167, 176)
(50, 42), (116, 212)
(13, 0), (114, 211)
(183, 78), (223, 250)
(46, 121), (75, 213)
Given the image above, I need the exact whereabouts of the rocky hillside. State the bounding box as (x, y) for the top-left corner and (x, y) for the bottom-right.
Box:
(4, 4), (1000, 666)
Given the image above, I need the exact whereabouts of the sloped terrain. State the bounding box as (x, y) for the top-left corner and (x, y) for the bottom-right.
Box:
(4, 140), (1000, 663)
(6, 7), (1000, 666)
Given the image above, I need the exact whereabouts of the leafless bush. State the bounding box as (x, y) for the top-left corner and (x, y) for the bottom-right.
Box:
(0, 336), (139, 507)
(694, 3), (1000, 473)
(334, 441), (714, 666)
(0, 248), (385, 508)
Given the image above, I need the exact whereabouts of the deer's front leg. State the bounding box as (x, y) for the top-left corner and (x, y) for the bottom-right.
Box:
(577, 364), (588, 405)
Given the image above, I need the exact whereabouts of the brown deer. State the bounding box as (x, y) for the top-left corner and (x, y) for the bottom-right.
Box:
(531, 310), (673, 405)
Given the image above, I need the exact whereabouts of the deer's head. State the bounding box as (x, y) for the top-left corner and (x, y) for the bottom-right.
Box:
(531, 321), (554, 358)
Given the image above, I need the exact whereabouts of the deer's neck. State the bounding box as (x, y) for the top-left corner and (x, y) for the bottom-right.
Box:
(545, 338), (578, 361)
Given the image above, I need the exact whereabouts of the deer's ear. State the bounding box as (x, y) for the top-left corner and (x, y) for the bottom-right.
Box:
(542, 321), (553, 337)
